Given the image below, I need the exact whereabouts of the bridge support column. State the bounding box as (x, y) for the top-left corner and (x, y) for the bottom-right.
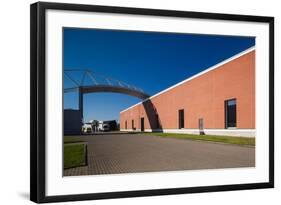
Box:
(79, 87), (83, 123)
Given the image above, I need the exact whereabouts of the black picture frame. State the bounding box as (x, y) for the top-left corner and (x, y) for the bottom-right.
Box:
(30, 2), (274, 203)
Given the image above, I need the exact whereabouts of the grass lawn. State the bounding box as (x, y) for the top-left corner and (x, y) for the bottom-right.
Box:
(144, 132), (255, 146)
(64, 143), (86, 169)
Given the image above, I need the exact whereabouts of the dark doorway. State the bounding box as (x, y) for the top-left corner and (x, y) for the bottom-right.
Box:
(141, 117), (145, 132)
(132, 119), (134, 130)
(198, 118), (205, 135)
(225, 99), (237, 128)
(178, 109), (184, 129)
(155, 114), (159, 129)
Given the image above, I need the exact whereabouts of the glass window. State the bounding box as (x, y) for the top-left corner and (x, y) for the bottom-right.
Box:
(225, 99), (237, 128)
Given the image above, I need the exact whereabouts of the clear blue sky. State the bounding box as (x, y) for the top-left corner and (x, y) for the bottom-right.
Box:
(63, 28), (255, 122)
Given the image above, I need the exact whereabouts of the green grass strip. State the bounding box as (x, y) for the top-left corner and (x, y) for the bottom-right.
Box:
(144, 132), (255, 146)
(64, 143), (86, 169)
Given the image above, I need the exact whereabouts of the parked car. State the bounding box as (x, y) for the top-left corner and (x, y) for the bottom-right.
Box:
(82, 123), (93, 134)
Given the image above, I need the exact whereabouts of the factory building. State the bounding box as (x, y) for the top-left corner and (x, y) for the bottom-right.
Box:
(120, 47), (255, 137)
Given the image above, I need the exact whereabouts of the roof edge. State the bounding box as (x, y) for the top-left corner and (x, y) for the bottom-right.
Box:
(120, 46), (255, 114)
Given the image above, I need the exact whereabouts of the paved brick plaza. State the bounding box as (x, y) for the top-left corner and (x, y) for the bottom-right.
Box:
(64, 133), (255, 176)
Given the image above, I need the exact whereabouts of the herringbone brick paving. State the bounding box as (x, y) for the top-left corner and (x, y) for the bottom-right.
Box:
(64, 133), (255, 176)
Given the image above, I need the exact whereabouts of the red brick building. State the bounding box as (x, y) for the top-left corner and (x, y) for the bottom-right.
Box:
(120, 47), (255, 137)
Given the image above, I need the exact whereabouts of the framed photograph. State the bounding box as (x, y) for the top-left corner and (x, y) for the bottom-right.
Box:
(30, 2), (274, 203)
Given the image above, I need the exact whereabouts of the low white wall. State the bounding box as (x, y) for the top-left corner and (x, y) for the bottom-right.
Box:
(120, 129), (255, 137)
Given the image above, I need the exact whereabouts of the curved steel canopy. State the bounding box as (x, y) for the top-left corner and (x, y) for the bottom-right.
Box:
(64, 69), (151, 124)
(65, 85), (150, 100)
(64, 69), (150, 100)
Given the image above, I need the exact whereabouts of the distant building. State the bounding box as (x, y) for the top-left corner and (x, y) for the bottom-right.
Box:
(120, 48), (255, 137)
(64, 109), (82, 135)
(103, 120), (118, 131)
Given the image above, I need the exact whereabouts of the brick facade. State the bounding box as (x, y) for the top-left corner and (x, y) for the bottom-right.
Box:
(120, 49), (255, 136)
